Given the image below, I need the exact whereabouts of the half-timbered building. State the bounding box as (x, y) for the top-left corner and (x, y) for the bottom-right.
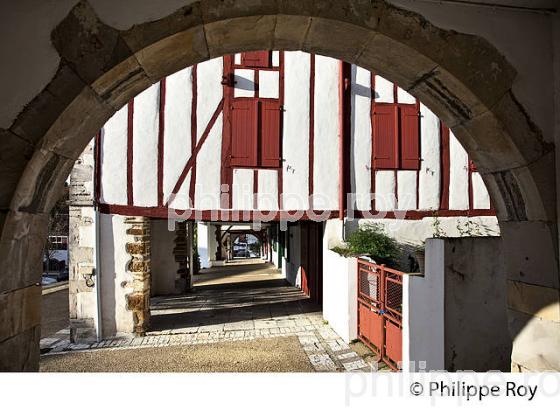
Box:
(68, 51), (499, 363)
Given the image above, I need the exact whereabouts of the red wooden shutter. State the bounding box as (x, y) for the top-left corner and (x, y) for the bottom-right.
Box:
(241, 51), (271, 68)
(230, 99), (258, 167)
(259, 100), (282, 167)
(399, 104), (420, 170)
(372, 104), (398, 169)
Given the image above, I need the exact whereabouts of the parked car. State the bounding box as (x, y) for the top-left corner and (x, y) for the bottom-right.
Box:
(41, 276), (57, 286)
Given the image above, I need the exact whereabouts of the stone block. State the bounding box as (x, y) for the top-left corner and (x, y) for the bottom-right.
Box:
(0, 130), (33, 210)
(509, 309), (560, 371)
(303, 18), (374, 63)
(0, 211), (47, 294)
(500, 221), (559, 289)
(9, 149), (74, 214)
(508, 280), (560, 322)
(91, 56), (152, 111)
(0, 325), (40, 371)
(204, 15), (276, 58)
(38, 86), (115, 161)
(9, 63), (87, 146)
(51, 1), (133, 85)
(278, 0), (383, 31)
(0, 285), (41, 342)
(123, 3), (204, 53)
(273, 15), (311, 51)
(357, 32), (438, 91)
(133, 27), (209, 82)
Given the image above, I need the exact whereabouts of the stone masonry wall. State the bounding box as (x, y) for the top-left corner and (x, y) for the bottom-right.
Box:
(68, 140), (97, 343)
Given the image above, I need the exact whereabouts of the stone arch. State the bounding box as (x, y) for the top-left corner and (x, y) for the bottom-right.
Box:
(0, 0), (557, 371)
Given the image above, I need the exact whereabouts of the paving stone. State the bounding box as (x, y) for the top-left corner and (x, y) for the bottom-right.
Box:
(254, 320), (279, 329)
(343, 360), (368, 371)
(223, 321), (254, 331)
(308, 353), (337, 371)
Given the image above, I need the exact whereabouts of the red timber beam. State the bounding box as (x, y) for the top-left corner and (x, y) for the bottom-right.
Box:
(309, 54), (315, 209)
(98, 204), (495, 221)
(165, 98), (224, 206)
(157, 78), (166, 207)
(339, 60), (352, 219)
(127, 99), (134, 205)
(189, 65), (198, 206)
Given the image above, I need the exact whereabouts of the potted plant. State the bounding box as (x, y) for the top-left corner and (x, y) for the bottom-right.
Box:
(331, 223), (400, 267)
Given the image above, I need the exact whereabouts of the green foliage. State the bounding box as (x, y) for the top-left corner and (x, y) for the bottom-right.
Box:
(332, 224), (400, 266)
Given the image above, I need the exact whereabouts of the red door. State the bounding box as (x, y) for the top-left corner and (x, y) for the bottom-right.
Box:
(300, 222), (323, 304)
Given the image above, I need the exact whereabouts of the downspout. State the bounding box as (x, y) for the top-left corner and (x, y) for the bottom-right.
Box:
(339, 61), (350, 240)
(93, 132), (103, 342)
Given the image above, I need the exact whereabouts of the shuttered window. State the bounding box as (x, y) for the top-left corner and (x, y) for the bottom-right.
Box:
(241, 51), (271, 68)
(230, 99), (258, 167)
(372, 103), (420, 170)
(231, 99), (282, 168)
(259, 101), (282, 167)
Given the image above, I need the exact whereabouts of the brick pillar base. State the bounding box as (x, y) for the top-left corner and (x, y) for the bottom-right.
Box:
(124, 217), (151, 336)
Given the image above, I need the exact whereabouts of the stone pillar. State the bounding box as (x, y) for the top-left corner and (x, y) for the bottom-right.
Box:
(68, 140), (97, 343)
(124, 217), (151, 336)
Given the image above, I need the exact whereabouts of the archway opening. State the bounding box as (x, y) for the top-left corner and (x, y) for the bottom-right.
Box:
(3, 2), (556, 372)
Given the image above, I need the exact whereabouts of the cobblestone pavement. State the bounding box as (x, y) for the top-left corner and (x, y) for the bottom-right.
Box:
(41, 278), (377, 372)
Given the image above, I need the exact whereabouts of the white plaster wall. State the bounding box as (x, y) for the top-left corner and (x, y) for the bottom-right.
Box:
(194, 114), (222, 209)
(258, 70), (279, 99)
(282, 51), (310, 210)
(472, 172), (491, 209)
(418, 103), (441, 210)
(449, 131), (469, 210)
(257, 169), (278, 210)
(232, 168), (254, 210)
(197, 57), (223, 142)
(402, 238), (445, 372)
(272, 51), (280, 67)
(322, 219), (358, 342)
(356, 216), (500, 247)
(397, 87), (416, 104)
(375, 171), (396, 211)
(313, 56), (340, 209)
(233, 68), (255, 98)
(169, 170), (191, 209)
(163, 67), (192, 203)
(100, 106), (128, 205)
(374, 75), (394, 103)
(351, 65), (372, 211)
(151, 219), (177, 296)
(397, 170), (417, 210)
(132, 82), (159, 207)
(99, 213), (134, 336)
(197, 223), (210, 269)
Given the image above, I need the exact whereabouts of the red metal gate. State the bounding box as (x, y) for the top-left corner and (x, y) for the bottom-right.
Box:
(357, 259), (404, 370)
